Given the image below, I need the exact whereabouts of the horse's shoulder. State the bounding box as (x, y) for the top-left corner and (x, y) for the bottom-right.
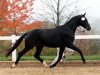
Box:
(58, 29), (74, 39)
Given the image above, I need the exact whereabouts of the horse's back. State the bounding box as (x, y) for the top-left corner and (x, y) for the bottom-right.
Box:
(24, 28), (74, 47)
(24, 29), (42, 45)
(25, 28), (63, 47)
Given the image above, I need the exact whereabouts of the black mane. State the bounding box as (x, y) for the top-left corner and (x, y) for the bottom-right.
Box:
(57, 15), (82, 29)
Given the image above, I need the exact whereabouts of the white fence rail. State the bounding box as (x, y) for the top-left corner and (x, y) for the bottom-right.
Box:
(0, 35), (100, 61)
(75, 35), (100, 39)
(0, 35), (20, 61)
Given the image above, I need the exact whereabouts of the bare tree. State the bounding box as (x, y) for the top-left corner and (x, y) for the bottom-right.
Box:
(37, 0), (81, 27)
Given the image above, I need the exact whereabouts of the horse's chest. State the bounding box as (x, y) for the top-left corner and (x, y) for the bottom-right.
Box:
(61, 36), (74, 44)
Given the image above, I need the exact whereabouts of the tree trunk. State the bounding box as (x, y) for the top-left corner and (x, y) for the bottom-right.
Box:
(56, 0), (60, 27)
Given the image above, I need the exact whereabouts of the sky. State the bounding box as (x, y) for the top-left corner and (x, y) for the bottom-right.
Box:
(33, 0), (100, 27)
(33, 0), (100, 34)
(80, 0), (100, 18)
(34, 0), (100, 18)
(33, 0), (100, 25)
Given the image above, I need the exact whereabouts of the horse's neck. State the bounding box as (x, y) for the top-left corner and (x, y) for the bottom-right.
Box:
(64, 20), (78, 33)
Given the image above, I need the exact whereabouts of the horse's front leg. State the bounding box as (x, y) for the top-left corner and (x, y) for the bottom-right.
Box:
(12, 47), (31, 68)
(67, 44), (86, 64)
(34, 46), (48, 67)
(49, 47), (65, 68)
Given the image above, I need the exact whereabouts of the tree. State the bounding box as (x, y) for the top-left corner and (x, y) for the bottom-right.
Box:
(0, 0), (43, 35)
(37, 0), (80, 27)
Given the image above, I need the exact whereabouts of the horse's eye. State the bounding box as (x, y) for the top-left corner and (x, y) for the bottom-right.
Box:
(81, 17), (85, 21)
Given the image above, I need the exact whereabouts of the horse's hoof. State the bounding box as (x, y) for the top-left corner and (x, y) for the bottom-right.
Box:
(50, 66), (56, 70)
(83, 60), (86, 64)
(83, 61), (86, 64)
(43, 61), (49, 68)
(49, 65), (54, 68)
(49, 65), (52, 68)
(11, 64), (16, 68)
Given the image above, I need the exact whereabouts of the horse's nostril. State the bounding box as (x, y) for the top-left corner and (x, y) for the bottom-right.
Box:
(87, 27), (91, 31)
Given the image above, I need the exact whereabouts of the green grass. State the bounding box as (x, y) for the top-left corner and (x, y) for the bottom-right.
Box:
(67, 55), (100, 60)
(0, 55), (100, 61)
(0, 56), (56, 61)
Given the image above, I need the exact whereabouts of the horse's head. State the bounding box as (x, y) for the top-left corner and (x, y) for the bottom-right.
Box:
(78, 13), (91, 31)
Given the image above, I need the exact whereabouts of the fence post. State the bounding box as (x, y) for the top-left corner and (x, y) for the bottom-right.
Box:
(11, 35), (17, 61)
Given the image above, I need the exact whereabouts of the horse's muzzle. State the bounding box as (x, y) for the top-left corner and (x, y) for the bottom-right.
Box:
(87, 25), (91, 31)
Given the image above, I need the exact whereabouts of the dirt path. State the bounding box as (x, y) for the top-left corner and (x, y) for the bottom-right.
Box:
(0, 61), (100, 75)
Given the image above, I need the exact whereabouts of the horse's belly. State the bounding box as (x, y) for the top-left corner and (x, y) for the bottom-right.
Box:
(38, 34), (65, 47)
(44, 43), (59, 47)
(39, 40), (64, 47)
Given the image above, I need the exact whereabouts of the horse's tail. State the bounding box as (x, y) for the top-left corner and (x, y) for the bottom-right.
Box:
(6, 33), (27, 57)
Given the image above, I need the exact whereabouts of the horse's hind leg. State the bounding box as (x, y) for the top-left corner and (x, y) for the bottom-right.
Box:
(11, 47), (32, 68)
(34, 46), (48, 67)
(49, 47), (65, 68)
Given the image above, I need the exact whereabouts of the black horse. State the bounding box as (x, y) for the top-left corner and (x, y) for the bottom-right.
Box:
(6, 13), (91, 68)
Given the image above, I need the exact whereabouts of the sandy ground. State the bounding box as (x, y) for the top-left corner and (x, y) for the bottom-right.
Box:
(0, 61), (100, 75)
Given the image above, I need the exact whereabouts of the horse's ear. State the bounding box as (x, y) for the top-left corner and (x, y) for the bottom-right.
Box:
(83, 12), (86, 16)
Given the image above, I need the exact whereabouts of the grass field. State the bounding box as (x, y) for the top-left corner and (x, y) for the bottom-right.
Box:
(0, 55), (100, 61)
